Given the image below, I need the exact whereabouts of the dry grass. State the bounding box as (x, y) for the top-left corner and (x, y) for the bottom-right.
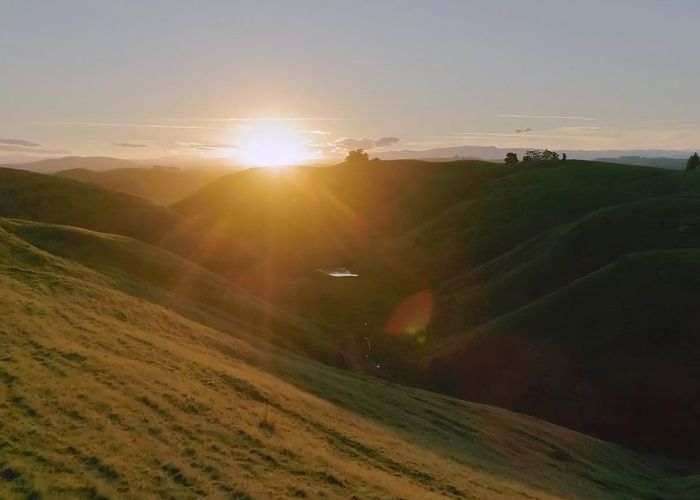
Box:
(0, 223), (698, 499)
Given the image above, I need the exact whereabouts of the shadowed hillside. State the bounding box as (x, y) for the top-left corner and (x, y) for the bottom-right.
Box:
(56, 167), (226, 205)
(5, 159), (700, 462)
(169, 159), (700, 460)
(0, 167), (183, 245)
(596, 156), (688, 170)
(427, 249), (700, 460)
(1, 221), (699, 499)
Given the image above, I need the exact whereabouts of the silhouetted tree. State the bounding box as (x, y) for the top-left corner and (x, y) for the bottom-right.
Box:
(543, 149), (560, 161)
(346, 149), (369, 163)
(562, 153), (567, 161)
(522, 149), (560, 162)
(523, 150), (540, 162)
(686, 152), (700, 171)
(504, 152), (519, 164)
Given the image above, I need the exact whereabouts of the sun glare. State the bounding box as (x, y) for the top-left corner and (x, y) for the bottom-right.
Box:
(234, 122), (316, 168)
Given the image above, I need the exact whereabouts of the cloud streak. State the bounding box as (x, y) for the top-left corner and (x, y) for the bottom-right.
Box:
(38, 121), (232, 130)
(514, 128), (532, 134)
(112, 142), (150, 148)
(0, 139), (41, 147)
(0, 145), (68, 154)
(374, 136), (400, 147)
(177, 141), (236, 151)
(499, 114), (595, 121)
(333, 136), (401, 150)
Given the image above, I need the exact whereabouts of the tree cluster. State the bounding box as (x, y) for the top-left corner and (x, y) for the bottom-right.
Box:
(503, 149), (564, 164)
(504, 152), (519, 164)
(346, 149), (370, 163)
(687, 152), (700, 171)
(522, 149), (560, 162)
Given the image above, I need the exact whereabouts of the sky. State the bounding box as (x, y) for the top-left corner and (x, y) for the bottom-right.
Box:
(2, 0), (700, 163)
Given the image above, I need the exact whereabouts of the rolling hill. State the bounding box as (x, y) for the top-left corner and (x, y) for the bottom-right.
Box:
(5, 158), (700, 465)
(1, 218), (699, 499)
(0, 218), (335, 363)
(168, 159), (700, 461)
(5, 156), (140, 173)
(55, 167), (226, 205)
(596, 157), (688, 170)
(0, 167), (183, 245)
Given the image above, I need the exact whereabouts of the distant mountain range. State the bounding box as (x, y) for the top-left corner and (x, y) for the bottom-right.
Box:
(1, 156), (139, 173)
(2, 148), (699, 174)
(0, 155), (238, 173)
(376, 145), (698, 162)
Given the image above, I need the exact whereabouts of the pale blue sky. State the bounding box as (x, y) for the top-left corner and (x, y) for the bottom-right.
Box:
(2, 0), (700, 161)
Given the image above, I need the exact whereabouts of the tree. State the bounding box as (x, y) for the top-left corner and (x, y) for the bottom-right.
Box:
(543, 149), (560, 161)
(562, 153), (567, 161)
(522, 149), (560, 162)
(686, 152), (700, 171)
(523, 149), (541, 162)
(346, 149), (369, 163)
(504, 152), (519, 164)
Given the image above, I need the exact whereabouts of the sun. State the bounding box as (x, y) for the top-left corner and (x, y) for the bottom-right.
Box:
(233, 121), (317, 168)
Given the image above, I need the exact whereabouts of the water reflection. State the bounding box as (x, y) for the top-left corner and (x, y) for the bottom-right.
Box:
(318, 267), (359, 277)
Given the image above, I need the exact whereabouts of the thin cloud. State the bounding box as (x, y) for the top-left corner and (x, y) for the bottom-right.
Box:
(0, 139), (41, 147)
(374, 136), (400, 147)
(335, 138), (375, 150)
(112, 142), (149, 148)
(333, 137), (401, 150)
(177, 141), (236, 151)
(514, 128), (532, 134)
(37, 121), (231, 130)
(499, 114), (595, 121)
(0, 145), (68, 154)
(557, 126), (602, 131)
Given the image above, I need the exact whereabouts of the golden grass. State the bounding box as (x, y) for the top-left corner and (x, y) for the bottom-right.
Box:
(1, 224), (697, 499)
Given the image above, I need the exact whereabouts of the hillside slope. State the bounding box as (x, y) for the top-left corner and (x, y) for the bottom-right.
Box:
(6, 159), (700, 464)
(172, 160), (512, 275)
(0, 167), (182, 245)
(1, 222), (699, 499)
(170, 160), (700, 461)
(56, 167), (225, 205)
(0, 219), (335, 362)
(426, 250), (700, 460)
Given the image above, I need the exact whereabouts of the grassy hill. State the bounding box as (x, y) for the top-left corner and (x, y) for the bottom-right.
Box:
(169, 159), (700, 461)
(1, 220), (699, 499)
(56, 167), (225, 205)
(596, 156), (688, 170)
(426, 249), (700, 460)
(624, 168), (700, 198)
(5, 159), (700, 464)
(0, 167), (183, 245)
(0, 218), (335, 363)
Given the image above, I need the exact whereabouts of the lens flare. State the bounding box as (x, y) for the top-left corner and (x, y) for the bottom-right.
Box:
(385, 290), (434, 341)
